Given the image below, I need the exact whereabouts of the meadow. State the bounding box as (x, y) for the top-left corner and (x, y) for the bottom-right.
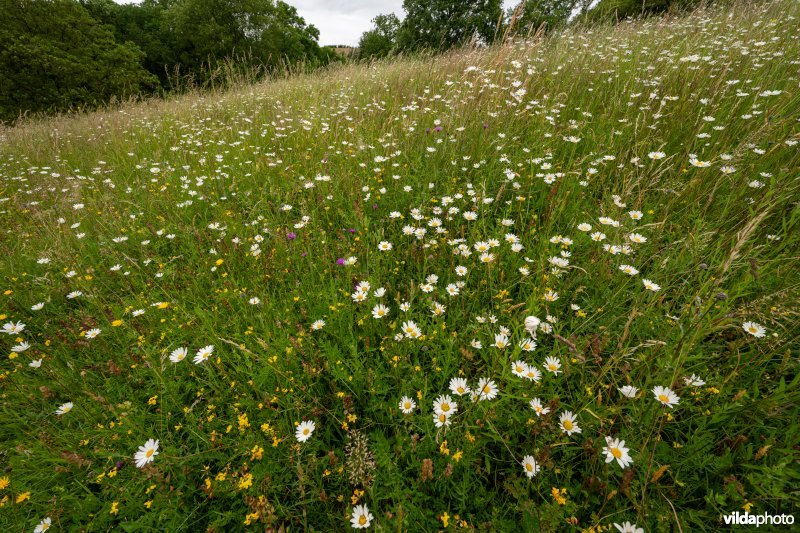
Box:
(1, 0), (799, 530)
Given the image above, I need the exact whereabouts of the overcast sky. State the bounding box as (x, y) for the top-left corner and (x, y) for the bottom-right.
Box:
(114, 1), (519, 46)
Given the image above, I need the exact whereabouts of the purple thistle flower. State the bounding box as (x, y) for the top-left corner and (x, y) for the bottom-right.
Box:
(287, 232), (297, 240)
(336, 258), (346, 265)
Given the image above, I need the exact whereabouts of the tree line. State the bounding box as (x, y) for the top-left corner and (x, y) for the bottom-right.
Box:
(0, 0), (336, 122)
(357, 0), (708, 59)
(1, 0), (707, 123)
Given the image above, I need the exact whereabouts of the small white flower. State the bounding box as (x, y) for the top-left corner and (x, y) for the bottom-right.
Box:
(170, 347), (188, 363)
(193, 345), (214, 364)
(134, 438), (159, 468)
(295, 420), (315, 442)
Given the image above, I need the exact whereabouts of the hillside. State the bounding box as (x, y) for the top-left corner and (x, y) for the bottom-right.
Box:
(1, 1), (798, 531)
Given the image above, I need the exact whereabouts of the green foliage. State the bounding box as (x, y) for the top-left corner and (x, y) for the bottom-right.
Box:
(0, 0), (157, 122)
(396, 0), (504, 51)
(586, 0), (706, 21)
(1, 0), (331, 122)
(508, 0), (579, 34)
(358, 14), (401, 60)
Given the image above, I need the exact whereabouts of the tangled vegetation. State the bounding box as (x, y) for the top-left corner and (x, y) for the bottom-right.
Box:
(1, 1), (798, 530)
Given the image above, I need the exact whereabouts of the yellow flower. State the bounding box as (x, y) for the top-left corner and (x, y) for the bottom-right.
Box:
(0, 477), (8, 490)
(148, 396), (158, 405)
(551, 487), (567, 505)
(743, 501), (753, 512)
(110, 501), (119, 515)
(441, 512), (450, 528)
(250, 445), (263, 461)
(238, 473), (253, 490)
(111, 319), (123, 327)
(15, 492), (30, 503)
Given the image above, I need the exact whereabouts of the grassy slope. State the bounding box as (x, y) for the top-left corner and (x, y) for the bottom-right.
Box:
(1, 1), (799, 530)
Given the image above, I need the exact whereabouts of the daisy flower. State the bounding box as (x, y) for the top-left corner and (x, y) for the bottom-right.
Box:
(350, 504), (374, 529)
(511, 360), (529, 378)
(84, 328), (101, 339)
(474, 378), (498, 401)
(401, 321), (422, 339)
(518, 338), (537, 351)
(295, 420), (315, 442)
(433, 395), (457, 416)
(529, 398), (550, 417)
(398, 396), (416, 414)
(55, 402), (73, 416)
(521, 455), (540, 478)
(34, 517), (52, 533)
(618, 385), (639, 398)
(614, 522), (644, 533)
(193, 345), (214, 364)
(523, 365), (542, 382)
(642, 279), (661, 291)
(684, 374), (706, 387)
(371, 304), (389, 319)
(377, 241), (392, 251)
(544, 356), (562, 375)
(134, 438), (159, 468)
(433, 411), (452, 428)
(559, 411), (581, 436)
(2, 321), (25, 335)
(603, 437), (633, 468)
(742, 321), (766, 338)
(310, 319), (325, 331)
(170, 347), (187, 363)
(652, 386), (680, 408)
(448, 377), (470, 396)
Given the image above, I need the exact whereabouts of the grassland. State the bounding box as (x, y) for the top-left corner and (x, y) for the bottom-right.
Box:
(1, 1), (799, 530)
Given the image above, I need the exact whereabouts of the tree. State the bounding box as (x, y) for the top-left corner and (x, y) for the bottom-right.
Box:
(396, 0), (504, 52)
(0, 0), (157, 122)
(358, 14), (400, 60)
(507, 0), (578, 35)
(163, 0), (328, 83)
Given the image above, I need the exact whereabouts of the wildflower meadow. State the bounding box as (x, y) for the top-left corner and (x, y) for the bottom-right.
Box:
(1, 0), (799, 530)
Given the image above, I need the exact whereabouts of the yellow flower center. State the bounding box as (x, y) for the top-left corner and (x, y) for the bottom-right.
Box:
(303, 428), (310, 435)
(359, 516), (367, 525)
(482, 385), (491, 394)
(441, 403), (450, 412)
(525, 463), (533, 471)
(404, 402), (411, 409)
(658, 394), (669, 403)
(457, 387), (464, 394)
(438, 414), (446, 423)
(146, 449), (154, 458)
(611, 447), (622, 459)
(563, 420), (573, 430)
